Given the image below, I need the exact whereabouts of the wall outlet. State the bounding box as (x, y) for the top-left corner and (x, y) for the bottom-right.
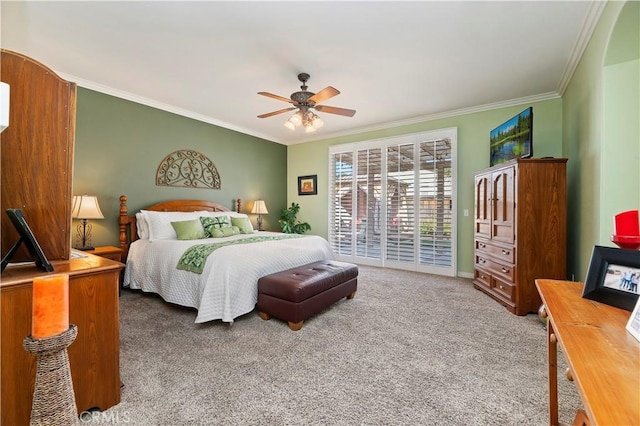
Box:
(463, 209), (469, 217)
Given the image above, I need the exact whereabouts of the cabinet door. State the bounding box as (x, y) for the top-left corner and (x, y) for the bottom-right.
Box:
(491, 166), (515, 243)
(474, 172), (492, 239)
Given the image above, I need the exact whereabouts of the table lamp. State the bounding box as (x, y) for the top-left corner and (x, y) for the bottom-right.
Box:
(71, 195), (104, 250)
(251, 200), (268, 231)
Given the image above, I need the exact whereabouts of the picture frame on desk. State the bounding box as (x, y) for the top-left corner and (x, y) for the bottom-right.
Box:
(582, 245), (640, 311)
(1, 209), (53, 273)
(626, 298), (640, 342)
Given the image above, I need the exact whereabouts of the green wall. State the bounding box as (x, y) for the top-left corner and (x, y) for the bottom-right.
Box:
(563, 0), (639, 281)
(287, 99), (563, 276)
(73, 88), (287, 248)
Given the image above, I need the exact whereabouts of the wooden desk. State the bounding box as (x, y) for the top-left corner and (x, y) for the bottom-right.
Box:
(536, 279), (640, 426)
(1, 253), (123, 425)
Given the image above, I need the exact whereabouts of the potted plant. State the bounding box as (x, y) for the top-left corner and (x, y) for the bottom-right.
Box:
(279, 203), (311, 234)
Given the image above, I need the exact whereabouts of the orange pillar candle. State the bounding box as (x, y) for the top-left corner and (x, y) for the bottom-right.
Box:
(31, 274), (69, 339)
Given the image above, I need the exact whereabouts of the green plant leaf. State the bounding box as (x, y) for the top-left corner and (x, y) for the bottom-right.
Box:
(279, 203), (311, 234)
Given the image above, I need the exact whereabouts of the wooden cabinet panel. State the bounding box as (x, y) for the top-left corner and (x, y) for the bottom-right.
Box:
(1, 255), (122, 425)
(490, 166), (515, 244)
(473, 158), (567, 315)
(0, 49), (76, 262)
(0, 284), (36, 422)
(474, 174), (492, 239)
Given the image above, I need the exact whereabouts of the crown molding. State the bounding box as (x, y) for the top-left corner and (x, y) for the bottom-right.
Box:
(56, 72), (283, 144)
(556, 0), (607, 95)
(297, 92), (561, 145)
(61, 72), (560, 147)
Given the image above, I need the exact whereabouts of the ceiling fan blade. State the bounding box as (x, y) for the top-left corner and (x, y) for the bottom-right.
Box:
(258, 92), (295, 104)
(315, 105), (356, 117)
(257, 107), (296, 119)
(308, 86), (340, 105)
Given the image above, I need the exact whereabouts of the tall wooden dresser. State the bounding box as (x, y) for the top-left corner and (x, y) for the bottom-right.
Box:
(1, 49), (122, 424)
(473, 158), (567, 315)
(1, 255), (123, 425)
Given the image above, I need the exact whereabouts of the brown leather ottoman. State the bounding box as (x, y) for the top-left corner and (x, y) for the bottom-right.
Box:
(257, 260), (358, 331)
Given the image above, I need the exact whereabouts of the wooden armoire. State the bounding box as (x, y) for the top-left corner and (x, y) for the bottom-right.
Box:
(473, 158), (567, 315)
(1, 49), (122, 425)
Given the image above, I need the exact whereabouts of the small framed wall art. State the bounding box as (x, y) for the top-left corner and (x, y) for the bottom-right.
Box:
(298, 175), (317, 196)
(582, 245), (640, 311)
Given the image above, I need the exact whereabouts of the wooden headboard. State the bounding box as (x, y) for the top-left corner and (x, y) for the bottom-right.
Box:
(118, 195), (241, 260)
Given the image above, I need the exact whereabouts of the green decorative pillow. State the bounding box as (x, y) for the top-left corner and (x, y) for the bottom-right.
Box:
(200, 216), (231, 237)
(171, 219), (206, 240)
(211, 226), (240, 238)
(231, 216), (254, 234)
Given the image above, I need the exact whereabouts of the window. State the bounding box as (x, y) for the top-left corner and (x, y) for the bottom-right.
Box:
(329, 128), (457, 276)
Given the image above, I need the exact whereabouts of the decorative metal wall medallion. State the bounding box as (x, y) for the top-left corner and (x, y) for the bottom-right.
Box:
(156, 149), (221, 189)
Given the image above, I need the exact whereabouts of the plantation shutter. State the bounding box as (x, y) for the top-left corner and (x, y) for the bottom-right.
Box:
(386, 143), (416, 264)
(418, 139), (453, 267)
(329, 151), (354, 256)
(328, 128), (456, 276)
(356, 148), (382, 259)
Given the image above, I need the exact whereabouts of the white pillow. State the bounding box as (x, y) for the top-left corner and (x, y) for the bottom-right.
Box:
(228, 212), (250, 219)
(141, 210), (209, 241)
(201, 211), (237, 217)
(135, 212), (149, 239)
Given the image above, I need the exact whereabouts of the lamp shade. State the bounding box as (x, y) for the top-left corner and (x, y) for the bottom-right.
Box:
(251, 200), (268, 215)
(71, 195), (104, 219)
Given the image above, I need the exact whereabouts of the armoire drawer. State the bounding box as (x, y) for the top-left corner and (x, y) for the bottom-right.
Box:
(475, 240), (515, 264)
(492, 276), (515, 301)
(486, 243), (515, 264)
(473, 268), (515, 305)
(474, 267), (491, 289)
(475, 254), (515, 283)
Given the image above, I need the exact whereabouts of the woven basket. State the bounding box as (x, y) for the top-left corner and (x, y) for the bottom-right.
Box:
(23, 325), (80, 426)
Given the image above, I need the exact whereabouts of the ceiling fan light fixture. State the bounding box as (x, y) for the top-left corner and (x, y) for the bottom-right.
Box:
(289, 112), (302, 126)
(257, 72), (355, 132)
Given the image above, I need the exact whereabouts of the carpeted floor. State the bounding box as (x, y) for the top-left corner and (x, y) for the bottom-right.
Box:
(92, 265), (581, 425)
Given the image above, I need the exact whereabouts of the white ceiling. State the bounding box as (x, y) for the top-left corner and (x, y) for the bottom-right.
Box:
(1, 1), (602, 146)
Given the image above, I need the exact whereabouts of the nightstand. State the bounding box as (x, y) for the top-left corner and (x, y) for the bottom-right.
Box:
(85, 246), (125, 293)
(85, 246), (124, 263)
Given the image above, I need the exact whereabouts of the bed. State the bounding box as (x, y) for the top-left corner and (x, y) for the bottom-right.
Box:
(118, 195), (334, 323)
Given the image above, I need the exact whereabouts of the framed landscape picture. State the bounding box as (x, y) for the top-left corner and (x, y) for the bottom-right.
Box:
(490, 107), (533, 166)
(298, 175), (317, 196)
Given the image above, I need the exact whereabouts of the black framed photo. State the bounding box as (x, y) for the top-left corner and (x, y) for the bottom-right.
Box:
(298, 175), (317, 196)
(582, 245), (640, 311)
(1, 209), (54, 272)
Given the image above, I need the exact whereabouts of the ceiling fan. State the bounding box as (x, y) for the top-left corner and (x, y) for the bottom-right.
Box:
(257, 73), (356, 132)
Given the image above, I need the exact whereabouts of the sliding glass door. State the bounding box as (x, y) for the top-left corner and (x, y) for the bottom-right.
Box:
(329, 128), (456, 276)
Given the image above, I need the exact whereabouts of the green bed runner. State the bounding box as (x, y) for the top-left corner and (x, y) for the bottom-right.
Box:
(176, 234), (304, 274)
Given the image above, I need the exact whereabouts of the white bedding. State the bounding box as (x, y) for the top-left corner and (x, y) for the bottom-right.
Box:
(123, 232), (334, 323)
